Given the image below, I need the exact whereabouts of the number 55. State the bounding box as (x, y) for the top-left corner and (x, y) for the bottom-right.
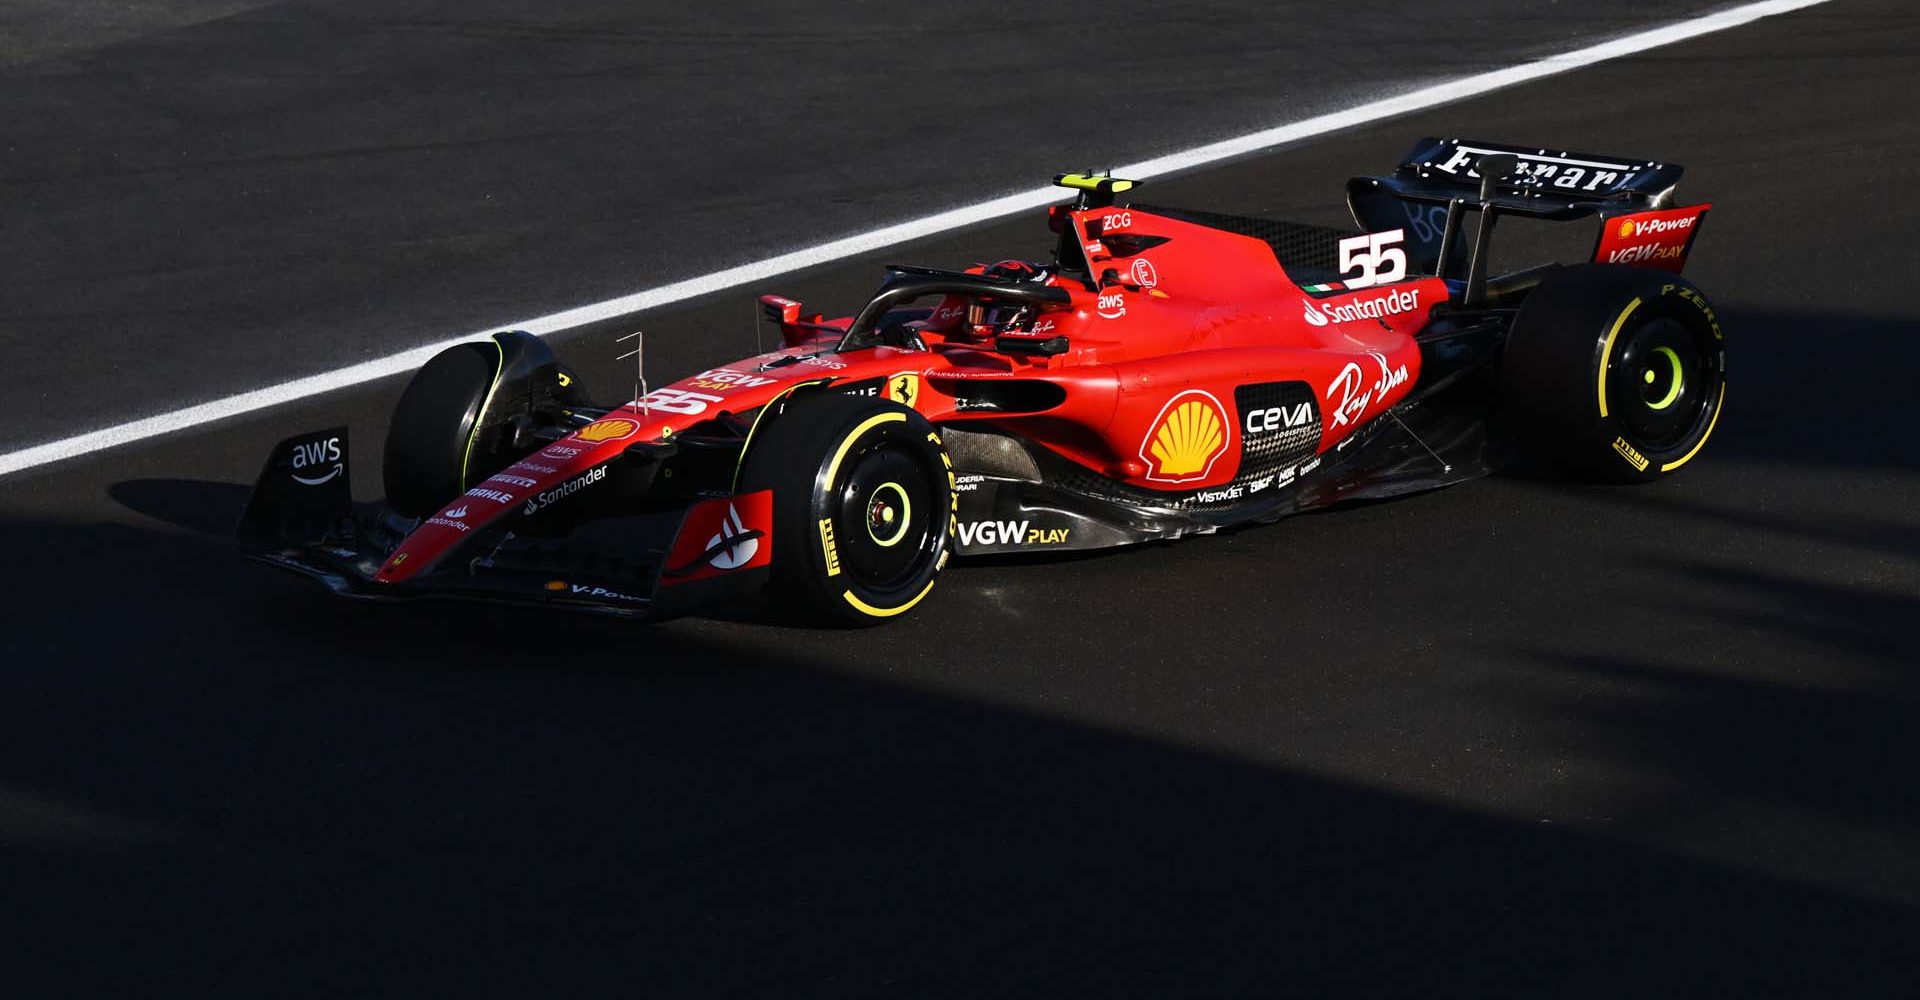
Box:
(1337, 229), (1408, 289)
(636, 387), (724, 415)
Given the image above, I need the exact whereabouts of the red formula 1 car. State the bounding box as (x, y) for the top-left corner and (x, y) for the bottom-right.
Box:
(240, 137), (1725, 624)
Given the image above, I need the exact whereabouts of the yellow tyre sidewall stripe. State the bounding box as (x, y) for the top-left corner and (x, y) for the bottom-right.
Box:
(823, 412), (905, 490)
(459, 336), (508, 489)
(820, 410), (925, 617)
(842, 579), (937, 619)
(1596, 296), (1643, 419)
(1659, 383), (1725, 473)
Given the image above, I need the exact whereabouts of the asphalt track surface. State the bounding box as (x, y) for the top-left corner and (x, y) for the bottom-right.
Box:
(2, 0), (1731, 453)
(6, 1), (1920, 995)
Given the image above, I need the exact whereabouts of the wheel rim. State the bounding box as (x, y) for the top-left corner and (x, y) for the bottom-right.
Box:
(830, 441), (940, 590)
(864, 482), (913, 547)
(1609, 315), (1714, 450)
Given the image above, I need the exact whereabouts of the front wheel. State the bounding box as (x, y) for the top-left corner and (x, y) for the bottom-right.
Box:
(738, 392), (956, 625)
(383, 342), (497, 517)
(382, 332), (580, 517)
(1501, 264), (1726, 482)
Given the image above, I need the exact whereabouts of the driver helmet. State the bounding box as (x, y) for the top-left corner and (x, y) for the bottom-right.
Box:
(964, 260), (1050, 339)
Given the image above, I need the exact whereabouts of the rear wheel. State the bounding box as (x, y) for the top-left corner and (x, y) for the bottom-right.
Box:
(1502, 265), (1725, 482)
(739, 392), (956, 625)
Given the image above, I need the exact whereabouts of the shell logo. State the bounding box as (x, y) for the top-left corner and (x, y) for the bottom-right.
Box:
(576, 418), (640, 443)
(1616, 219), (1636, 239)
(1140, 390), (1231, 483)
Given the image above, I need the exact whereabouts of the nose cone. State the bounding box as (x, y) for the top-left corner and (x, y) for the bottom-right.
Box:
(374, 414), (659, 583)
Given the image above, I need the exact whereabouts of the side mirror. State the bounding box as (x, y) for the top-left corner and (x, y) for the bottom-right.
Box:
(1477, 153), (1519, 202)
(758, 294), (803, 326)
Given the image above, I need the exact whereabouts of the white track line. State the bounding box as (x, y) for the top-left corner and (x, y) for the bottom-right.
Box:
(0, 0), (1833, 479)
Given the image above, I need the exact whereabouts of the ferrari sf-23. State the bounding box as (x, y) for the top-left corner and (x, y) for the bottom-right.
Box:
(240, 137), (1725, 624)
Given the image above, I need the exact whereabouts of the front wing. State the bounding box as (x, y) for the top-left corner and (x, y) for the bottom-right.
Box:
(237, 428), (773, 620)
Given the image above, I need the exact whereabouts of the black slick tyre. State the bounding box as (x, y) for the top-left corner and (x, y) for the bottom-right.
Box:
(738, 392), (957, 625)
(383, 342), (498, 517)
(1501, 264), (1726, 482)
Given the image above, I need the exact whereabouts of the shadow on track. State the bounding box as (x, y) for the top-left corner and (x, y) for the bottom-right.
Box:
(1705, 307), (1920, 474)
(1481, 492), (1920, 835)
(6, 479), (1920, 995)
(3, 300), (1914, 994)
(108, 477), (255, 535)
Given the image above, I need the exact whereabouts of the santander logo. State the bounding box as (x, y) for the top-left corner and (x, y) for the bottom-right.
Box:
(1302, 288), (1422, 327)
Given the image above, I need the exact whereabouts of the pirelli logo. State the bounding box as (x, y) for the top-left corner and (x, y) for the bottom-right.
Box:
(818, 517), (841, 576)
(1612, 436), (1650, 472)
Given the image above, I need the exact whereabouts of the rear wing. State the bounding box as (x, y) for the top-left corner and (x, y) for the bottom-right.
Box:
(1356, 137), (1684, 216)
(1347, 138), (1709, 298)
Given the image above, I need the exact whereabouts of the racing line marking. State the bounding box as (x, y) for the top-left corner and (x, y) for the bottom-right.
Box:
(0, 0), (1834, 480)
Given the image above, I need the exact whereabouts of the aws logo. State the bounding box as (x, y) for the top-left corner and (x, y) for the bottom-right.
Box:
(289, 435), (343, 486)
(1140, 390), (1230, 483)
(576, 418), (639, 444)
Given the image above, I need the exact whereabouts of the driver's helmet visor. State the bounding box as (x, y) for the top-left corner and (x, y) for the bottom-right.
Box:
(965, 297), (1029, 333)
